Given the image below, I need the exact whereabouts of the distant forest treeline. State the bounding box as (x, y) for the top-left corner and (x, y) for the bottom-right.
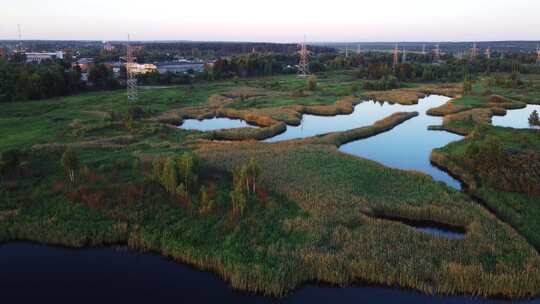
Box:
(1, 41), (540, 102)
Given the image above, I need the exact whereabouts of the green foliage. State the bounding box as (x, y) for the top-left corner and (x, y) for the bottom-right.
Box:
(307, 76), (318, 91)
(152, 152), (200, 197)
(0, 60), (83, 102)
(463, 78), (473, 94)
(88, 64), (120, 90)
(0, 149), (20, 179)
(529, 110), (540, 127)
(363, 75), (399, 91)
(61, 147), (79, 186)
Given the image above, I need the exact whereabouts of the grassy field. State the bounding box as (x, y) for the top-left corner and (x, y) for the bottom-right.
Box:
(1, 72), (540, 298)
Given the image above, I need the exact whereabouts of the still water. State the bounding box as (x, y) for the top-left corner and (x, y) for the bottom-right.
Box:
(180, 117), (257, 131)
(339, 95), (463, 189)
(492, 104), (540, 129)
(179, 96), (463, 188)
(2, 243), (538, 304)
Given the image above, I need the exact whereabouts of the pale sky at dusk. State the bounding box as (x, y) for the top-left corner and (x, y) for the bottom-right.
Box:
(2, 0), (540, 42)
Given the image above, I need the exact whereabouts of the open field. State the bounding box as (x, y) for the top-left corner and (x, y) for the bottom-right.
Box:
(1, 72), (540, 299)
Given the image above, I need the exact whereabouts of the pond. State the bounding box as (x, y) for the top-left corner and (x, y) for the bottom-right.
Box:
(338, 95), (463, 189)
(373, 214), (467, 240)
(179, 117), (258, 131)
(2, 243), (538, 304)
(492, 104), (540, 129)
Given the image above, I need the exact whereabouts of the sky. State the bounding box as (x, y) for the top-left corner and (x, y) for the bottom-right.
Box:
(1, 0), (540, 42)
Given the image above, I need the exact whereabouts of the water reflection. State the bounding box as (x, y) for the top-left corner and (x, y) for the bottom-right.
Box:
(180, 117), (257, 131)
(339, 95), (463, 189)
(492, 104), (540, 129)
(2, 243), (538, 304)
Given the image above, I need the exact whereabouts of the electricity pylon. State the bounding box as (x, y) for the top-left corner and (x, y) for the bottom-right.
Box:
(485, 47), (491, 59)
(470, 43), (479, 61)
(126, 34), (138, 103)
(433, 44), (441, 62)
(297, 36), (310, 77)
(392, 43), (399, 70)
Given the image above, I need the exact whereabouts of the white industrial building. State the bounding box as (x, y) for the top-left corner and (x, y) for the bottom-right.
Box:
(25, 51), (64, 63)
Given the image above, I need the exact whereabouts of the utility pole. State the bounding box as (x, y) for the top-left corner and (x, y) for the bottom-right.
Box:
(345, 45), (349, 58)
(402, 48), (407, 63)
(297, 35), (310, 77)
(126, 34), (138, 103)
(392, 43), (399, 70)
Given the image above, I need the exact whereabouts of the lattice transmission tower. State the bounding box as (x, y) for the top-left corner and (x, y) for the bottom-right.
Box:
(392, 43), (399, 70)
(433, 44), (441, 62)
(485, 47), (491, 59)
(126, 35), (138, 102)
(402, 48), (407, 63)
(16, 24), (24, 52)
(297, 36), (310, 77)
(470, 43), (479, 61)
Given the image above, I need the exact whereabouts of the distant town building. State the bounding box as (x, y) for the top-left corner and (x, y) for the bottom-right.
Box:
(126, 63), (157, 75)
(0, 48), (6, 60)
(72, 58), (94, 72)
(156, 60), (206, 74)
(25, 51), (64, 63)
(103, 42), (115, 52)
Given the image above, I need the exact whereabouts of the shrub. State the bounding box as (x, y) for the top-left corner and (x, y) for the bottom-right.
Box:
(307, 76), (317, 91)
(61, 147), (79, 186)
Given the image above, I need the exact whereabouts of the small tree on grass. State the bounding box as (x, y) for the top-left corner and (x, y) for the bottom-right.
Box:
(463, 78), (473, 95)
(199, 185), (215, 216)
(307, 76), (317, 91)
(246, 158), (261, 194)
(61, 147), (79, 186)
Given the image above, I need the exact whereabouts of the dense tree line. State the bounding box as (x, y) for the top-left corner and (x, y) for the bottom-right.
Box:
(0, 60), (121, 102)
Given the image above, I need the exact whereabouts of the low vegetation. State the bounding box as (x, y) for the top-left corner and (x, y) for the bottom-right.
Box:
(1, 71), (540, 300)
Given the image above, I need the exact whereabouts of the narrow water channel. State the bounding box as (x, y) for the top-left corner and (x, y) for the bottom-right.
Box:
(2, 243), (538, 304)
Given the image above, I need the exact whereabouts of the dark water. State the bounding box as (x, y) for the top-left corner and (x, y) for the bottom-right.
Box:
(414, 227), (465, 239)
(2, 243), (538, 304)
(492, 104), (540, 129)
(373, 214), (467, 240)
(339, 95), (463, 189)
(180, 117), (257, 131)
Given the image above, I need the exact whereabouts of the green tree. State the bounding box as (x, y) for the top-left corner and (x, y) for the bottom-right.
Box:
(162, 157), (179, 194)
(529, 110), (540, 127)
(307, 76), (317, 91)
